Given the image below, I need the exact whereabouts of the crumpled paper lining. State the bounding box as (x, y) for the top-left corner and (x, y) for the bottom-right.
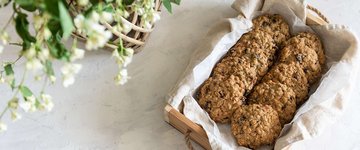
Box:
(167, 0), (360, 149)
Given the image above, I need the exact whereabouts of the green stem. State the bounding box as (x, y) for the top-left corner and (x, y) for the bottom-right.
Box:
(0, 107), (9, 120)
(9, 42), (23, 47)
(0, 56), (22, 78)
(0, 69), (27, 120)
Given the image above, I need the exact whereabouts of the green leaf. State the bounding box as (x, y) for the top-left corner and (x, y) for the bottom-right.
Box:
(123, 0), (135, 5)
(20, 86), (33, 97)
(14, 0), (34, 6)
(4, 64), (14, 76)
(44, 0), (60, 17)
(170, 0), (181, 5)
(58, 1), (74, 39)
(47, 36), (71, 61)
(89, 0), (101, 5)
(162, 0), (172, 13)
(103, 4), (114, 12)
(15, 0), (37, 11)
(22, 40), (31, 50)
(47, 19), (62, 35)
(15, 12), (36, 44)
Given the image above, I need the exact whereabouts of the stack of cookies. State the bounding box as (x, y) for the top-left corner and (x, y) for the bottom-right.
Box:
(197, 14), (325, 149)
(197, 14), (290, 123)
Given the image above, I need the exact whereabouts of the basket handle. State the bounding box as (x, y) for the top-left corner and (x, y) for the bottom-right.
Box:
(306, 5), (329, 23)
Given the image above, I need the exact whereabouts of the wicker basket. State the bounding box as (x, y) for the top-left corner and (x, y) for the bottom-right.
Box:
(68, 0), (162, 54)
(164, 5), (329, 150)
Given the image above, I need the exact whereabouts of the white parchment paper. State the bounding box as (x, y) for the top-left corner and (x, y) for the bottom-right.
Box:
(167, 0), (360, 149)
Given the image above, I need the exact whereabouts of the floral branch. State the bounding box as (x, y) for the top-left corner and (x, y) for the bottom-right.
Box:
(0, 0), (180, 132)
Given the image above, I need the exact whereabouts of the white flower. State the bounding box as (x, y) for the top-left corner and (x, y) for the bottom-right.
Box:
(27, 95), (36, 103)
(10, 111), (21, 121)
(36, 27), (52, 41)
(77, 0), (89, 6)
(123, 11), (130, 18)
(70, 48), (85, 61)
(137, 8), (145, 15)
(38, 48), (50, 61)
(24, 44), (36, 59)
(152, 12), (161, 23)
(0, 76), (5, 83)
(100, 11), (113, 23)
(0, 45), (3, 54)
(61, 63), (82, 87)
(26, 59), (43, 71)
(43, 27), (52, 40)
(112, 48), (133, 67)
(75, 11), (113, 50)
(123, 57), (132, 67)
(122, 22), (132, 34)
(113, 24), (122, 33)
(0, 31), (10, 44)
(41, 94), (54, 111)
(115, 9), (130, 21)
(86, 23), (112, 50)
(20, 101), (31, 112)
(125, 48), (134, 56)
(114, 69), (129, 85)
(90, 12), (100, 22)
(8, 98), (19, 109)
(142, 21), (152, 29)
(112, 49), (120, 57)
(0, 122), (7, 132)
(74, 15), (86, 34)
(49, 75), (56, 83)
(62, 75), (75, 88)
(20, 95), (37, 112)
(123, 48), (134, 67)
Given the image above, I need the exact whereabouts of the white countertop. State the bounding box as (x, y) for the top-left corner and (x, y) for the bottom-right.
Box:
(1, 0), (360, 149)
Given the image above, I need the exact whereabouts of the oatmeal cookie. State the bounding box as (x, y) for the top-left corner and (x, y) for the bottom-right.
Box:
(197, 75), (245, 123)
(243, 52), (275, 78)
(248, 81), (297, 125)
(278, 42), (322, 84)
(231, 104), (281, 149)
(212, 53), (274, 94)
(252, 14), (290, 47)
(285, 32), (325, 66)
(212, 56), (257, 93)
(262, 63), (309, 105)
(227, 29), (277, 58)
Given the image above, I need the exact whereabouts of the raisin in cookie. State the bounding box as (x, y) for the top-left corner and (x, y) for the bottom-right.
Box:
(197, 75), (245, 123)
(278, 42), (322, 84)
(248, 81), (297, 125)
(285, 32), (325, 66)
(262, 63), (309, 105)
(252, 14), (290, 47)
(231, 104), (281, 149)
